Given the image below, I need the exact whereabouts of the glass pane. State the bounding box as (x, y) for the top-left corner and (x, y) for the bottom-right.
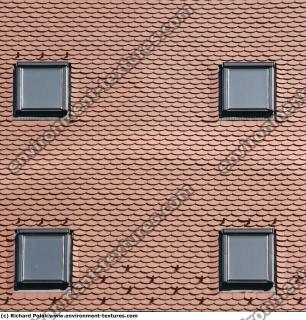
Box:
(227, 234), (269, 280)
(22, 67), (64, 109)
(23, 235), (65, 281)
(227, 68), (270, 109)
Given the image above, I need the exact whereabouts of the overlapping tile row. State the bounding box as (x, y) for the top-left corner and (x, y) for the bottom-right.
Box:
(0, 0), (305, 311)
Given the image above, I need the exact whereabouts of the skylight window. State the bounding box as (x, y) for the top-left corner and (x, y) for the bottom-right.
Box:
(15, 229), (72, 290)
(220, 228), (275, 291)
(220, 62), (275, 119)
(13, 61), (70, 119)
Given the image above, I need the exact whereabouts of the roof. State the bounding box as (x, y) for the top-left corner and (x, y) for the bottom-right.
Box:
(0, 0), (305, 311)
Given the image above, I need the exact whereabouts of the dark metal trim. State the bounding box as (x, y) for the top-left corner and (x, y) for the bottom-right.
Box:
(15, 61), (70, 67)
(221, 228), (275, 234)
(16, 228), (71, 234)
(223, 62), (275, 68)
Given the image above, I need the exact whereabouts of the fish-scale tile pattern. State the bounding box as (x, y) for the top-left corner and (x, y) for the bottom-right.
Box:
(0, 0), (305, 312)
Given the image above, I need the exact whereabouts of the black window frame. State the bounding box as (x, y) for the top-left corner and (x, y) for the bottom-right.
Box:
(220, 228), (276, 291)
(13, 61), (71, 119)
(220, 62), (276, 119)
(14, 228), (72, 291)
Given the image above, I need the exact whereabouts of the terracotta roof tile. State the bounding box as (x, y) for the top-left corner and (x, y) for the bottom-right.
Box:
(0, 0), (305, 311)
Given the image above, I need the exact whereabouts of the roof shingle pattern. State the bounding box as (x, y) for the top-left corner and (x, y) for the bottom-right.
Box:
(0, 0), (305, 311)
